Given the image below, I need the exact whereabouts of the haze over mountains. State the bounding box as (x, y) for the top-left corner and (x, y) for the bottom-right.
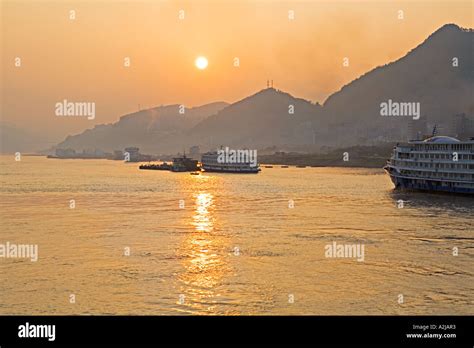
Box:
(3, 24), (473, 154)
(0, 122), (53, 154)
(322, 23), (473, 146)
(188, 89), (323, 150)
(54, 102), (229, 154)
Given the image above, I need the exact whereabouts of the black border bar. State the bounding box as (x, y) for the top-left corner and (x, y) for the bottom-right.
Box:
(0, 315), (473, 346)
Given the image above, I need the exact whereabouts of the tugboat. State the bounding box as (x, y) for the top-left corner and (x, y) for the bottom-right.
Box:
(171, 154), (199, 172)
(139, 153), (198, 172)
(384, 134), (474, 194)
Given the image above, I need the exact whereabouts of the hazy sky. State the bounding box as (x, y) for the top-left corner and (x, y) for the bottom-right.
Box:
(1, 0), (473, 142)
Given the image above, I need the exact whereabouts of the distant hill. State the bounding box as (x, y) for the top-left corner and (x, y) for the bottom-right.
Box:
(187, 88), (323, 149)
(321, 24), (473, 146)
(56, 89), (323, 154)
(53, 23), (473, 154)
(189, 23), (473, 149)
(56, 102), (229, 153)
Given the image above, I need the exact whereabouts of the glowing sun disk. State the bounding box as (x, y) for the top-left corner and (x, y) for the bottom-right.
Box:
(195, 56), (208, 70)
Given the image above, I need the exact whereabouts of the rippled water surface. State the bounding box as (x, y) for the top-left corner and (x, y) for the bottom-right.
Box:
(0, 156), (473, 314)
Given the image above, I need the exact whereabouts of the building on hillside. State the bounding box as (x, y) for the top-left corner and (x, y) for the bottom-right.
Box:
(124, 147), (140, 162)
(452, 113), (474, 140)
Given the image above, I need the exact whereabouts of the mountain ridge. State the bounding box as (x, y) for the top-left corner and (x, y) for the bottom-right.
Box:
(45, 23), (474, 153)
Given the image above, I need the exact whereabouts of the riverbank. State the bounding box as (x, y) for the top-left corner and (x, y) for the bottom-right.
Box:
(259, 145), (394, 168)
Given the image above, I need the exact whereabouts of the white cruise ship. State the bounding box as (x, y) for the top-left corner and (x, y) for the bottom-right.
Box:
(384, 136), (474, 194)
(201, 150), (260, 173)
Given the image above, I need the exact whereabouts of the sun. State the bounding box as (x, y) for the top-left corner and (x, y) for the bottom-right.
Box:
(195, 56), (208, 70)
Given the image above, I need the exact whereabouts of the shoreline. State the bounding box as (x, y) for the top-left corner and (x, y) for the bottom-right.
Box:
(1, 153), (388, 169)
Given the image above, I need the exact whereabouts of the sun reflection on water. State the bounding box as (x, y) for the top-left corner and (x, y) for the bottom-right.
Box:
(193, 192), (213, 232)
(177, 187), (232, 313)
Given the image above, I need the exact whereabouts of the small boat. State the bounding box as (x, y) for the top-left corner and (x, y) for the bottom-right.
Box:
(264, 165), (273, 168)
(190, 171), (200, 175)
(281, 165), (289, 168)
(296, 165), (306, 168)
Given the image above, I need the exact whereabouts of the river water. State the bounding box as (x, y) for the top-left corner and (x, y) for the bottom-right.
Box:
(0, 156), (472, 314)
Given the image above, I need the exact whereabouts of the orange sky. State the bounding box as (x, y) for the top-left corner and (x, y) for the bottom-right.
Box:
(1, 0), (473, 141)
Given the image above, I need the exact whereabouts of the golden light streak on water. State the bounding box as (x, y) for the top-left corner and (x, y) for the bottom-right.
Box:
(0, 156), (473, 315)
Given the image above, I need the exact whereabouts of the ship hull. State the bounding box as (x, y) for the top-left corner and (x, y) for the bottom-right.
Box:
(385, 169), (474, 195)
(201, 166), (260, 174)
